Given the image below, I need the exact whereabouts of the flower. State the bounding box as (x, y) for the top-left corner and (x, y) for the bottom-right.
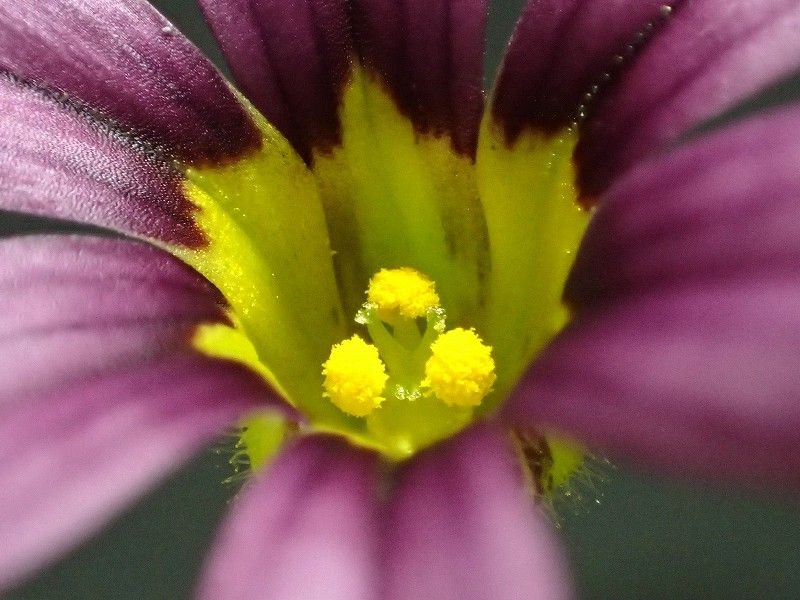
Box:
(2, 0), (800, 597)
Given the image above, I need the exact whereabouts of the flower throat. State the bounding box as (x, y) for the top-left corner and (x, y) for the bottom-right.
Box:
(322, 267), (496, 458)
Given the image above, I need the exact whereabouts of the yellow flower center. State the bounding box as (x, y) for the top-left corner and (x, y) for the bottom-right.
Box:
(320, 267), (496, 457)
(180, 73), (594, 496)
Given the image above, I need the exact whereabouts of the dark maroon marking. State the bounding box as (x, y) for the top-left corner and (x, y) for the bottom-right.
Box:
(0, 70), (207, 248)
(201, 0), (355, 164)
(350, 0), (487, 159)
(513, 429), (554, 497)
(564, 107), (800, 312)
(492, 1), (681, 143)
(201, 0), (487, 162)
(0, 0), (261, 166)
(574, 0), (800, 203)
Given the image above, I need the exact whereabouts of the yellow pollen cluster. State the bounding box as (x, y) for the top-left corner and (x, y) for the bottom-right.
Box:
(422, 328), (496, 407)
(367, 267), (440, 322)
(322, 335), (388, 417)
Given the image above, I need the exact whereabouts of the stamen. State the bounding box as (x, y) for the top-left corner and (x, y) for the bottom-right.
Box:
(422, 328), (496, 407)
(367, 267), (440, 323)
(322, 335), (388, 417)
(321, 268), (495, 454)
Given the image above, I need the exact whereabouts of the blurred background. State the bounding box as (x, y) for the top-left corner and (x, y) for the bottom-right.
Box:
(5, 0), (800, 597)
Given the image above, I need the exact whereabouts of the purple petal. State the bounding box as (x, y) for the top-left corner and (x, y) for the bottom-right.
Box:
(492, 0), (800, 201)
(507, 109), (800, 488)
(351, 0), (487, 158)
(0, 235), (223, 397)
(492, 0), (674, 140)
(566, 107), (800, 307)
(199, 0), (487, 161)
(0, 235), (290, 589)
(197, 436), (378, 600)
(385, 426), (572, 600)
(576, 0), (800, 199)
(509, 285), (800, 488)
(0, 0), (259, 164)
(0, 60), (202, 246)
(0, 357), (272, 592)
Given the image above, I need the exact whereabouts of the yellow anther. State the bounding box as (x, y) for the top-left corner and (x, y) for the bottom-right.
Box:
(422, 328), (496, 407)
(367, 267), (440, 322)
(323, 335), (388, 417)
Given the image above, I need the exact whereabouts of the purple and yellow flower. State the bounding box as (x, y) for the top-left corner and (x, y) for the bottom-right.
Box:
(2, 0), (800, 596)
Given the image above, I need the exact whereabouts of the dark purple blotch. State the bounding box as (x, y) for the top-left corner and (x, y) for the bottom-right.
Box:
(0, 0), (261, 165)
(200, 0), (488, 162)
(0, 71), (206, 247)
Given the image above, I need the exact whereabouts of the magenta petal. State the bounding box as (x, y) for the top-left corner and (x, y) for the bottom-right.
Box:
(199, 0), (487, 160)
(492, 0), (800, 200)
(197, 0), (351, 163)
(492, 0), (674, 139)
(0, 235), (290, 589)
(507, 109), (800, 488)
(0, 357), (270, 592)
(566, 106), (800, 308)
(385, 426), (572, 600)
(350, 0), (487, 158)
(0, 65), (202, 246)
(0, 235), (224, 397)
(197, 436), (379, 600)
(0, 0), (259, 164)
(576, 0), (800, 198)
(508, 283), (800, 488)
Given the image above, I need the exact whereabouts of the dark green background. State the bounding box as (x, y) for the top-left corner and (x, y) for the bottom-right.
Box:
(5, 1), (800, 598)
